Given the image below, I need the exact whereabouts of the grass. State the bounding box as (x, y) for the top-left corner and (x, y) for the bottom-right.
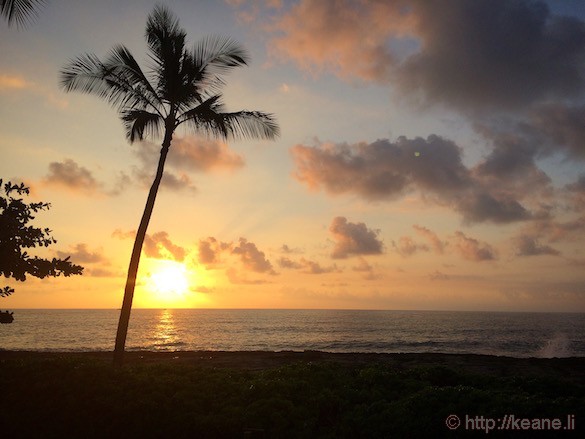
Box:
(0, 353), (583, 438)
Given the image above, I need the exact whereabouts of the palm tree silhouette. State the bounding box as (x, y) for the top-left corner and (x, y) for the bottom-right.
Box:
(1, 0), (45, 27)
(60, 5), (279, 367)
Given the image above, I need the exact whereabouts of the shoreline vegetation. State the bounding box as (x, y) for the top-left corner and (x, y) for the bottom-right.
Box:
(1, 351), (583, 437)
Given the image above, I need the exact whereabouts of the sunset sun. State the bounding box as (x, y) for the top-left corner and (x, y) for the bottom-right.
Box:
(147, 261), (190, 303)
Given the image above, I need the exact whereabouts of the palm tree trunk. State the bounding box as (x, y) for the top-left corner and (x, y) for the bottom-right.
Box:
(113, 127), (173, 368)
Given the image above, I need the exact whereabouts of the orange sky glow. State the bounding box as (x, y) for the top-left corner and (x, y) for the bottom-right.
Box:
(1, 0), (585, 312)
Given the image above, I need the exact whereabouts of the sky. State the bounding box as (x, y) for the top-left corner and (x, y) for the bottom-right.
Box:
(1, 0), (584, 311)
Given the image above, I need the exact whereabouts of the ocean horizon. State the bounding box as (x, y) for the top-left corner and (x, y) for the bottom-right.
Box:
(1, 309), (584, 358)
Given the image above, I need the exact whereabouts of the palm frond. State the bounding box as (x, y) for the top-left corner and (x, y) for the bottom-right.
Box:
(104, 45), (163, 113)
(179, 95), (280, 141)
(145, 4), (186, 101)
(60, 48), (162, 116)
(121, 109), (163, 143)
(1, 0), (45, 27)
(185, 36), (249, 96)
(145, 4), (185, 56)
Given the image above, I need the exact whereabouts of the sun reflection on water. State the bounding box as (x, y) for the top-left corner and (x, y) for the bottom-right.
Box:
(152, 309), (182, 350)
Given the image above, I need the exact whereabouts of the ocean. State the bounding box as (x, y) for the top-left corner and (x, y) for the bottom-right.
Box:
(1, 309), (584, 358)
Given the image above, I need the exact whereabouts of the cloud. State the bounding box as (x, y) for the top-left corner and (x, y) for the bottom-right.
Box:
(197, 237), (232, 265)
(112, 229), (136, 240)
(299, 258), (340, 274)
(392, 236), (428, 257)
(197, 236), (276, 276)
(268, 0), (406, 83)
(232, 238), (276, 274)
(167, 136), (245, 172)
(278, 256), (302, 269)
(226, 267), (271, 285)
(529, 104), (585, 159)
(566, 175), (585, 211)
(451, 231), (497, 262)
(56, 243), (107, 264)
(352, 257), (380, 280)
(0, 74), (31, 90)
(280, 244), (302, 254)
(329, 216), (384, 259)
(130, 137), (245, 192)
(413, 225), (445, 254)
(278, 256), (340, 274)
(292, 136), (534, 224)
(42, 159), (127, 197)
(512, 234), (560, 257)
(0, 74), (68, 109)
(522, 216), (585, 243)
(396, 0), (585, 113)
(43, 159), (103, 195)
(143, 232), (186, 262)
(85, 267), (123, 278)
(292, 136), (467, 198)
(267, 0), (585, 113)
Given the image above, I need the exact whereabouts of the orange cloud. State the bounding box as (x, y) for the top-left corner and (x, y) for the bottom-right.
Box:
(413, 225), (445, 254)
(0, 74), (31, 90)
(143, 232), (186, 262)
(451, 231), (496, 262)
(268, 0), (411, 82)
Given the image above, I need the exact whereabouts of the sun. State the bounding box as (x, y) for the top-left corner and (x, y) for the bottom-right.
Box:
(147, 260), (190, 303)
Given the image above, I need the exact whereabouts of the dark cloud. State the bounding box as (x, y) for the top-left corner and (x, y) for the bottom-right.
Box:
(292, 136), (468, 199)
(530, 104), (585, 159)
(43, 159), (131, 196)
(267, 0), (585, 113)
(397, 0), (585, 112)
(513, 234), (560, 257)
(292, 136), (534, 224)
(278, 256), (303, 269)
(232, 238), (276, 274)
(299, 258), (340, 274)
(566, 175), (585, 211)
(43, 159), (102, 195)
(455, 192), (532, 224)
(451, 231), (497, 262)
(524, 216), (585, 243)
(143, 232), (186, 262)
(198, 237), (231, 265)
(329, 216), (384, 259)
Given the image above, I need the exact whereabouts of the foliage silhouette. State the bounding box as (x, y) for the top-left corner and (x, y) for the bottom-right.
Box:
(0, 0), (46, 27)
(0, 179), (83, 298)
(60, 4), (279, 367)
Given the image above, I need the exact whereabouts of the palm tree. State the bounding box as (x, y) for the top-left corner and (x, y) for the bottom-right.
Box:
(60, 5), (279, 367)
(1, 0), (46, 27)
